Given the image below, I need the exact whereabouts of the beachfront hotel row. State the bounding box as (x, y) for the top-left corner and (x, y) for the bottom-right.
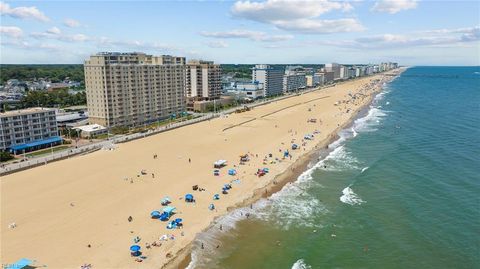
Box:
(0, 52), (398, 153)
(84, 52), (398, 128)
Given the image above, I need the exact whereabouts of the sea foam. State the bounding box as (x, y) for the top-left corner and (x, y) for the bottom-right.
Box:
(340, 186), (365, 205)
(291, 259), (312, 269)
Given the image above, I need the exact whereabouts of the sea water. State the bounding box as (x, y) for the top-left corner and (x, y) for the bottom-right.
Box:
(187, 66), (480, 269)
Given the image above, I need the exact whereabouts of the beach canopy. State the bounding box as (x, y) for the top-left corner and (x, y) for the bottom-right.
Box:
(130, 245), (141, 252)
(5, 258), (32, 269)
(151, 211), (161, 217)
(185, 194), (194, 201)
(228, 169), (237, 175)
(175, 218), (183, 223)
(214, 160), (227, 168)
(163, 206), (176, 215)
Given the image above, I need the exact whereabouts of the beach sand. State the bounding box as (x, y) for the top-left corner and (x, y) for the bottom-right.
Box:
(1, 71), (401, 269)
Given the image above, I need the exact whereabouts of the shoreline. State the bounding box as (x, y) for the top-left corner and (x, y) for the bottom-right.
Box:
(167, 71), (403, 269)
(1, 70), (404, 269)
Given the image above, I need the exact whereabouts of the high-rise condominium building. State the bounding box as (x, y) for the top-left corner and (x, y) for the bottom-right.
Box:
(283, 66), (307, 93)
(252, 65), (284, 97)
(325, 63), (342, 80)
(84, 52), (186, 128)
(186, 60), (222, 100)
(0, 108), (60, 153)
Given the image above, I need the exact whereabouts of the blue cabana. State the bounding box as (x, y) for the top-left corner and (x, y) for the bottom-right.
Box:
(163, 206), (176, 215)
(5, 258), (32, 269)
(151, 210), (161, 218)
(185, 194), (194, 202)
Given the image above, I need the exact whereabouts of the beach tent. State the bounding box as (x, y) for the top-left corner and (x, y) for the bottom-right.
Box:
(284, 150), (290, 158)
(161, 197), (171, 205)
(292, 144), (298, 150)
(185, 194), (194, 202)
(214, 160), (227, 168)
(209, 204), (215, 210)
(163, 206), (176, 216)
(151, 210), (161, 218)
(228, 169), (237, 176)
(213, 194), (220, 200)
(5, 258), (32, 269)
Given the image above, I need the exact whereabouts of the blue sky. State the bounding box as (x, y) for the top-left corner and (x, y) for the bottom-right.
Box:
(1, 0), (479, 65)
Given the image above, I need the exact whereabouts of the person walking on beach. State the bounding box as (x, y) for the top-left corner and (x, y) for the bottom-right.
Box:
(189, 158), (191, 163)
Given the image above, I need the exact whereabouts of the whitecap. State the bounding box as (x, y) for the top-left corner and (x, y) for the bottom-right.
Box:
(361, 166), (369, 173)
(340, 186), (365, 205)
(292, 259), (312, 269)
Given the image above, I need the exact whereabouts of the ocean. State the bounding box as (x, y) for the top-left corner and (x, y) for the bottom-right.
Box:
(186, 66), (480, 269)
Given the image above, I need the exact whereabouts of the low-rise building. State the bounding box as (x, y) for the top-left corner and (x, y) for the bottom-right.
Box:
(73, 124), (107, 138)
(0, 107), (60, 153)
(230, 81), (264, 99)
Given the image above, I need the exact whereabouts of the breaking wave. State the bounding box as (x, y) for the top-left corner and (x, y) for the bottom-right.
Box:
(291, 259), (312, 269)
(340, 186), (365, 205)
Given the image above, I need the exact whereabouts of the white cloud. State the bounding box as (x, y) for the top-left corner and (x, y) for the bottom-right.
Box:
(31, 28), (89, 42)
(206, 40), (229, 48)
(274, 18), (364, 34)
(0, 25), (23, 38)
(317, 26), (480, 49)
(231, 0), (362, 34)
(200, 29), (293, 42)
(0, 1), (49, 22)
(64, 18), (81, 28)
(46, 27), (61, 35)
(232, 0), (352, 22)
(371, 0), (417, 14)
(1, 39), (61, 51)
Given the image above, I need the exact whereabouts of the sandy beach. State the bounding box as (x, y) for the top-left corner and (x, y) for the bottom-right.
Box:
(1, 71), (401, 269)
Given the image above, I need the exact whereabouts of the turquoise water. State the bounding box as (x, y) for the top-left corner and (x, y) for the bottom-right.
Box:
(187, 67), (480, 269)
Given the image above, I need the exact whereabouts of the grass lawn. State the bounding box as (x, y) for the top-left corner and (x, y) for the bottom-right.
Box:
(25, 145), (70, 158)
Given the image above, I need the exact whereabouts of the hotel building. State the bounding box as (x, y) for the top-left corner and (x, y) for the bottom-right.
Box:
(185, 60), (222, 100)
(252, 64), (284, 97)
(0, 108), (60, 153)
(84, 52), (186, 128)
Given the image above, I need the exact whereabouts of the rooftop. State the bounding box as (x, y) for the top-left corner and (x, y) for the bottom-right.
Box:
(73, 124), (107, 132)
(1, 107), (54, 118)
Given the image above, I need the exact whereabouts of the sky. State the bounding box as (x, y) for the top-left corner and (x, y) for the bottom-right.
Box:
(0, 0), (479, 65)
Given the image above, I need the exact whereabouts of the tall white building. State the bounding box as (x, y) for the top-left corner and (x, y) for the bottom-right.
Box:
(252, 65), (284, 97)
(186, 60), (222, 100)
(84, 52), (187, 128)
(325, 63), (342, 80)
(0, 108), (60, 153)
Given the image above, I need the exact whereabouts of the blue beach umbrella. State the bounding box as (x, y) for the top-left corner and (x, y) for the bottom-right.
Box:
(130, 245), (141, 252)
(151, 211), (161, 218)
(185, 194), (194, 202)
